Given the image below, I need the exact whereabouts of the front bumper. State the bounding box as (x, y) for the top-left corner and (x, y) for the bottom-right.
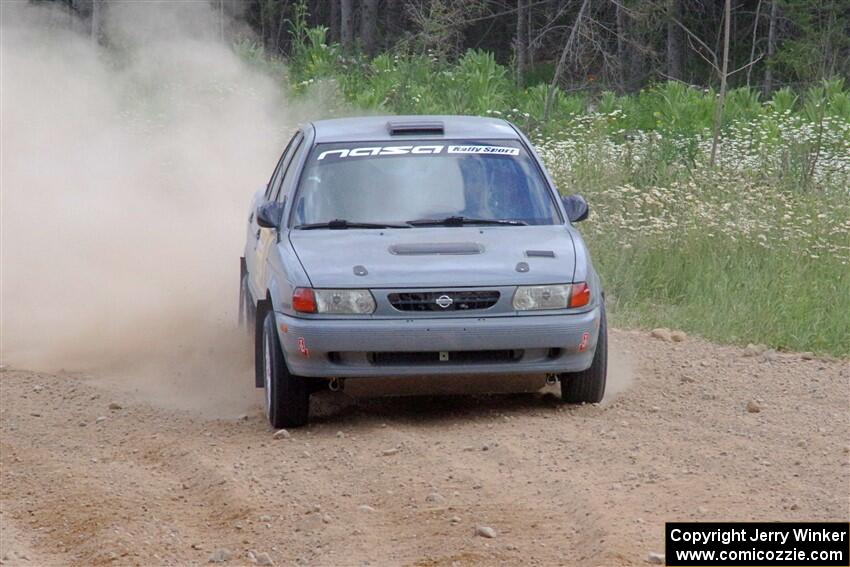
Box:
(273, 307), (601, 378)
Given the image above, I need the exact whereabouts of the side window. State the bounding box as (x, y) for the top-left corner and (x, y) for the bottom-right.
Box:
(264, 156), (285, 200)
(272, 132), (304, 201)
(271, 133), (304, 202)
(265, 132), (299, 200)
(276, 137), (308, 202)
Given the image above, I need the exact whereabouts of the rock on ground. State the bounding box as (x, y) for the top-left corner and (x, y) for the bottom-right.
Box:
(743, 343), (768, 357)
(650, 328), (671, 341)
(425, 492), (444, 503)
(208, 549), (232, 563)
(254, 552), (274, 566)
(475, 526), (497, 538)
(670, 330), (687, 342)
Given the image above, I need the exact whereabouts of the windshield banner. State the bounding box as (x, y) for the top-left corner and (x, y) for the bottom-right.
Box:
(316, 144), (519, 162)
(447, 145), (520, 155)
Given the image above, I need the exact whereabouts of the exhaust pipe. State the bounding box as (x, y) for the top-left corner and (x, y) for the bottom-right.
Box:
(545, 374), (559, 386)
(329, 377), (344, 392)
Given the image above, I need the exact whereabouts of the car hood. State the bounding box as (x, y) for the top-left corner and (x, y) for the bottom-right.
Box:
(288, 225), (576, 288)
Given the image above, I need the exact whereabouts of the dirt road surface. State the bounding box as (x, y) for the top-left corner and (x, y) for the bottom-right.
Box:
(2, 329), (848, 566)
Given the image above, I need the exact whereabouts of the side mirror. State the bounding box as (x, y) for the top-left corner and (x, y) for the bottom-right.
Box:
(561, 194), (589, 223)
(256, 201), (284, 229)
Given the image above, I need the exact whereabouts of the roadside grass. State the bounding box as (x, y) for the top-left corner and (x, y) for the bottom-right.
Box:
(238, 29), (850, 356)
(538, 116), (849, 356)
(595, 234), (849, 355)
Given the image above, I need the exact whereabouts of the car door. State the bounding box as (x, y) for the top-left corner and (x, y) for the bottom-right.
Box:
(251, 131), (304, 297)
(245, 134), (298, 300)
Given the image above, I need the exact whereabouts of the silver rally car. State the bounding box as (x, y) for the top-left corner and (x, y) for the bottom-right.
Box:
(240, 115), (607, 427)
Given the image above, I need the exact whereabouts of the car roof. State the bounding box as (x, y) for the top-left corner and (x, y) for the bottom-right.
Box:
(309, 115), (520, 143)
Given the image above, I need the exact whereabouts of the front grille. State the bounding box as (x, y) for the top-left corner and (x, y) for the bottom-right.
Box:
(368, 350), (522, 365)
(388, 290), (500, 312)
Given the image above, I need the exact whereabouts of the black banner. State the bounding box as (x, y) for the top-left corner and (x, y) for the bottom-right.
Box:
(665, 522), (849, 566)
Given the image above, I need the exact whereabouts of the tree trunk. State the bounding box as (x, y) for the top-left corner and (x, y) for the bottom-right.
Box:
(360, 0), (379, 56)
(627, 2), (646, 93)
(258, 0), (266, 48)
(525, 3), (534, 67)
(616, 0), (629, 92)
(384, 0), (404, 50)
(666, 0), (684, 81)
(274, 4), (287, 55)
(340, 0), (354, 53)
(330, 0), (340, 44)
(544, 0), (591, 120)
(629, 40), (645, 92)
(69, 0), (83, 33)
(218, 0), (225, 43)
(91, 0), (102, 44)
(746, 0), (762, 87)
(310, 0), (323, 28)
(709, 0), (731, 167)
(763, 0), (777, 95)
(515, 0), (529, 87)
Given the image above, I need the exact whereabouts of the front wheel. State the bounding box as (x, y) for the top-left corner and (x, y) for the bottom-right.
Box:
(560, 306), (608, 403)
(261, 311), (310, 428)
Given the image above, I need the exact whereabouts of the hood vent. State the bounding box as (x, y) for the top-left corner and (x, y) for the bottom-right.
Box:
(389, 242), (483, 256)
(526, 250), (555, 258)
(387, 120), (444, 136)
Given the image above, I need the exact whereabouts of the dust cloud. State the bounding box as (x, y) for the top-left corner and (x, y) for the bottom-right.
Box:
(602, 337), (636, 403)
(0, 2), (632, 414)
(1, 1), (310, 412)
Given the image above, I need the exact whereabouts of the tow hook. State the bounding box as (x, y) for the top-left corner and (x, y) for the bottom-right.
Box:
(545, 374), (559, 386)
(329, 377), (344, 392)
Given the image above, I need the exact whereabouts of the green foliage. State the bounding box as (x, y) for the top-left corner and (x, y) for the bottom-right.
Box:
(233, 39), (288, 82)
(285, 28), (849, 140)
(639, 82), (716, 133)
(769, 87), (798, 113)
(450, 50), (510, 115)
(774, 0), (850, 86)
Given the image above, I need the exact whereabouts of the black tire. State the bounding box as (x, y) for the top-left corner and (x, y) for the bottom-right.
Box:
(261, 310), (310, 428)
(254, 301), (266, 388)
(560, 305), (608, 403)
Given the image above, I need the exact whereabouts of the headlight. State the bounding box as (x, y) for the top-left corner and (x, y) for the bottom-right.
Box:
(512, 283), (591, 310)
(292, 288), (376, 314)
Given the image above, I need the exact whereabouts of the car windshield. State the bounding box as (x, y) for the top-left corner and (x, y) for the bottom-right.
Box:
(291, 140), (561, 227)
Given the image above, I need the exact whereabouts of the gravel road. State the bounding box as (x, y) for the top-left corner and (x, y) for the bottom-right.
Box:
(1, 329), (848, 566)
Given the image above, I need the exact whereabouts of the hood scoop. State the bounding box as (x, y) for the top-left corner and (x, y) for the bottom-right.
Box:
(389, 242), (484, 256)
(526, 249), (555, 258)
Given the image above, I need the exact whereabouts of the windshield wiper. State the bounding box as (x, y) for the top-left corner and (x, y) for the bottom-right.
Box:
(406, 216), (527, 227)
(295, 219), (411, 230)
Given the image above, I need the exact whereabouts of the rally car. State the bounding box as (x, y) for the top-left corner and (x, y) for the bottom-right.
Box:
(240, 116), (606, 427)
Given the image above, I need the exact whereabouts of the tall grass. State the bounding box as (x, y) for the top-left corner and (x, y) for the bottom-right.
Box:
(240, 28), (850, 356)
(532, 96), (849, 356)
